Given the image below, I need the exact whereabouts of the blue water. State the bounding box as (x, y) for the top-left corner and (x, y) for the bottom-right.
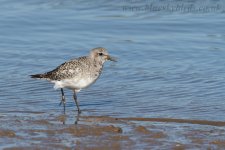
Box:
(1, 0), (225, 122)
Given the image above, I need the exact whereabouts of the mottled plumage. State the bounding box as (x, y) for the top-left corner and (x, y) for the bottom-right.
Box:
(31, 47), (116, 113)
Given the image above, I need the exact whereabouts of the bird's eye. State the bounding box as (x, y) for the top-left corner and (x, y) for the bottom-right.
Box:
(99, 53), (103, 56)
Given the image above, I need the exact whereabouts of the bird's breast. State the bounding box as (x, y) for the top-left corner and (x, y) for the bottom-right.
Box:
(53, 63), (103, 90)
(74, 76), (97, 88)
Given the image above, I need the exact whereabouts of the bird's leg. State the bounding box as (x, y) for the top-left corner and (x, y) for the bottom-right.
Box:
(59, 88), (66, 113)
(73, 91), (81, 114)
(74, 111), (80, 125)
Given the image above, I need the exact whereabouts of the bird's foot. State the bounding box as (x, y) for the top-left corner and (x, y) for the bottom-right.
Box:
(77, 109), (82, 114)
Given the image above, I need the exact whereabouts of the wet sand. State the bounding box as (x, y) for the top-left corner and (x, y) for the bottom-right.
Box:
(0, 112), (225, 150)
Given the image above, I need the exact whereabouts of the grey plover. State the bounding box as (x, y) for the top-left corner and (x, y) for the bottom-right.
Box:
(31, 47), (116, 113)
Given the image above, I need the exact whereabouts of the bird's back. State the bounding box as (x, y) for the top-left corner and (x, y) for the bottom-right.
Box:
(32, 56), (93, 81)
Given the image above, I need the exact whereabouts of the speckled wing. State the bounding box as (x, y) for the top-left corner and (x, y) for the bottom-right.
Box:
(43, 56), (88, 81)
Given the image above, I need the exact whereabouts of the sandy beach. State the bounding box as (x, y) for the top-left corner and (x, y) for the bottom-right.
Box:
(1, 112), (225, 150)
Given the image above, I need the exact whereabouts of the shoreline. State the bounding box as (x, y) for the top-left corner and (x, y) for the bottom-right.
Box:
(1, 113), (225, 149)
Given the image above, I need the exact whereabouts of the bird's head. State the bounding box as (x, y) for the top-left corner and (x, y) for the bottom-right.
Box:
(90, 47), (117, 64)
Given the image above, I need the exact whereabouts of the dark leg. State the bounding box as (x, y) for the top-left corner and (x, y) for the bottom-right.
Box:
(73, 91), (81, 114)
(59, 88), (66, 113)
(74, 111), (80, 124)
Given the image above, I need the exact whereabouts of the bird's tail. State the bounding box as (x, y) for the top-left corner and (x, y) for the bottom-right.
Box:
(30, 73), (46, 79)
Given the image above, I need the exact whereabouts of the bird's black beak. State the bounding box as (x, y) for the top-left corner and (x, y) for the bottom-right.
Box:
(106, 55), (117, 62)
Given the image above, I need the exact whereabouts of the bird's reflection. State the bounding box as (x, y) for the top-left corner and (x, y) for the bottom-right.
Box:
(58, 111), (80, 125)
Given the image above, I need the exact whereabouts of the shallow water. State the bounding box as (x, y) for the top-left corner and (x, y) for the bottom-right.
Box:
(0, 0), (225, 149)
